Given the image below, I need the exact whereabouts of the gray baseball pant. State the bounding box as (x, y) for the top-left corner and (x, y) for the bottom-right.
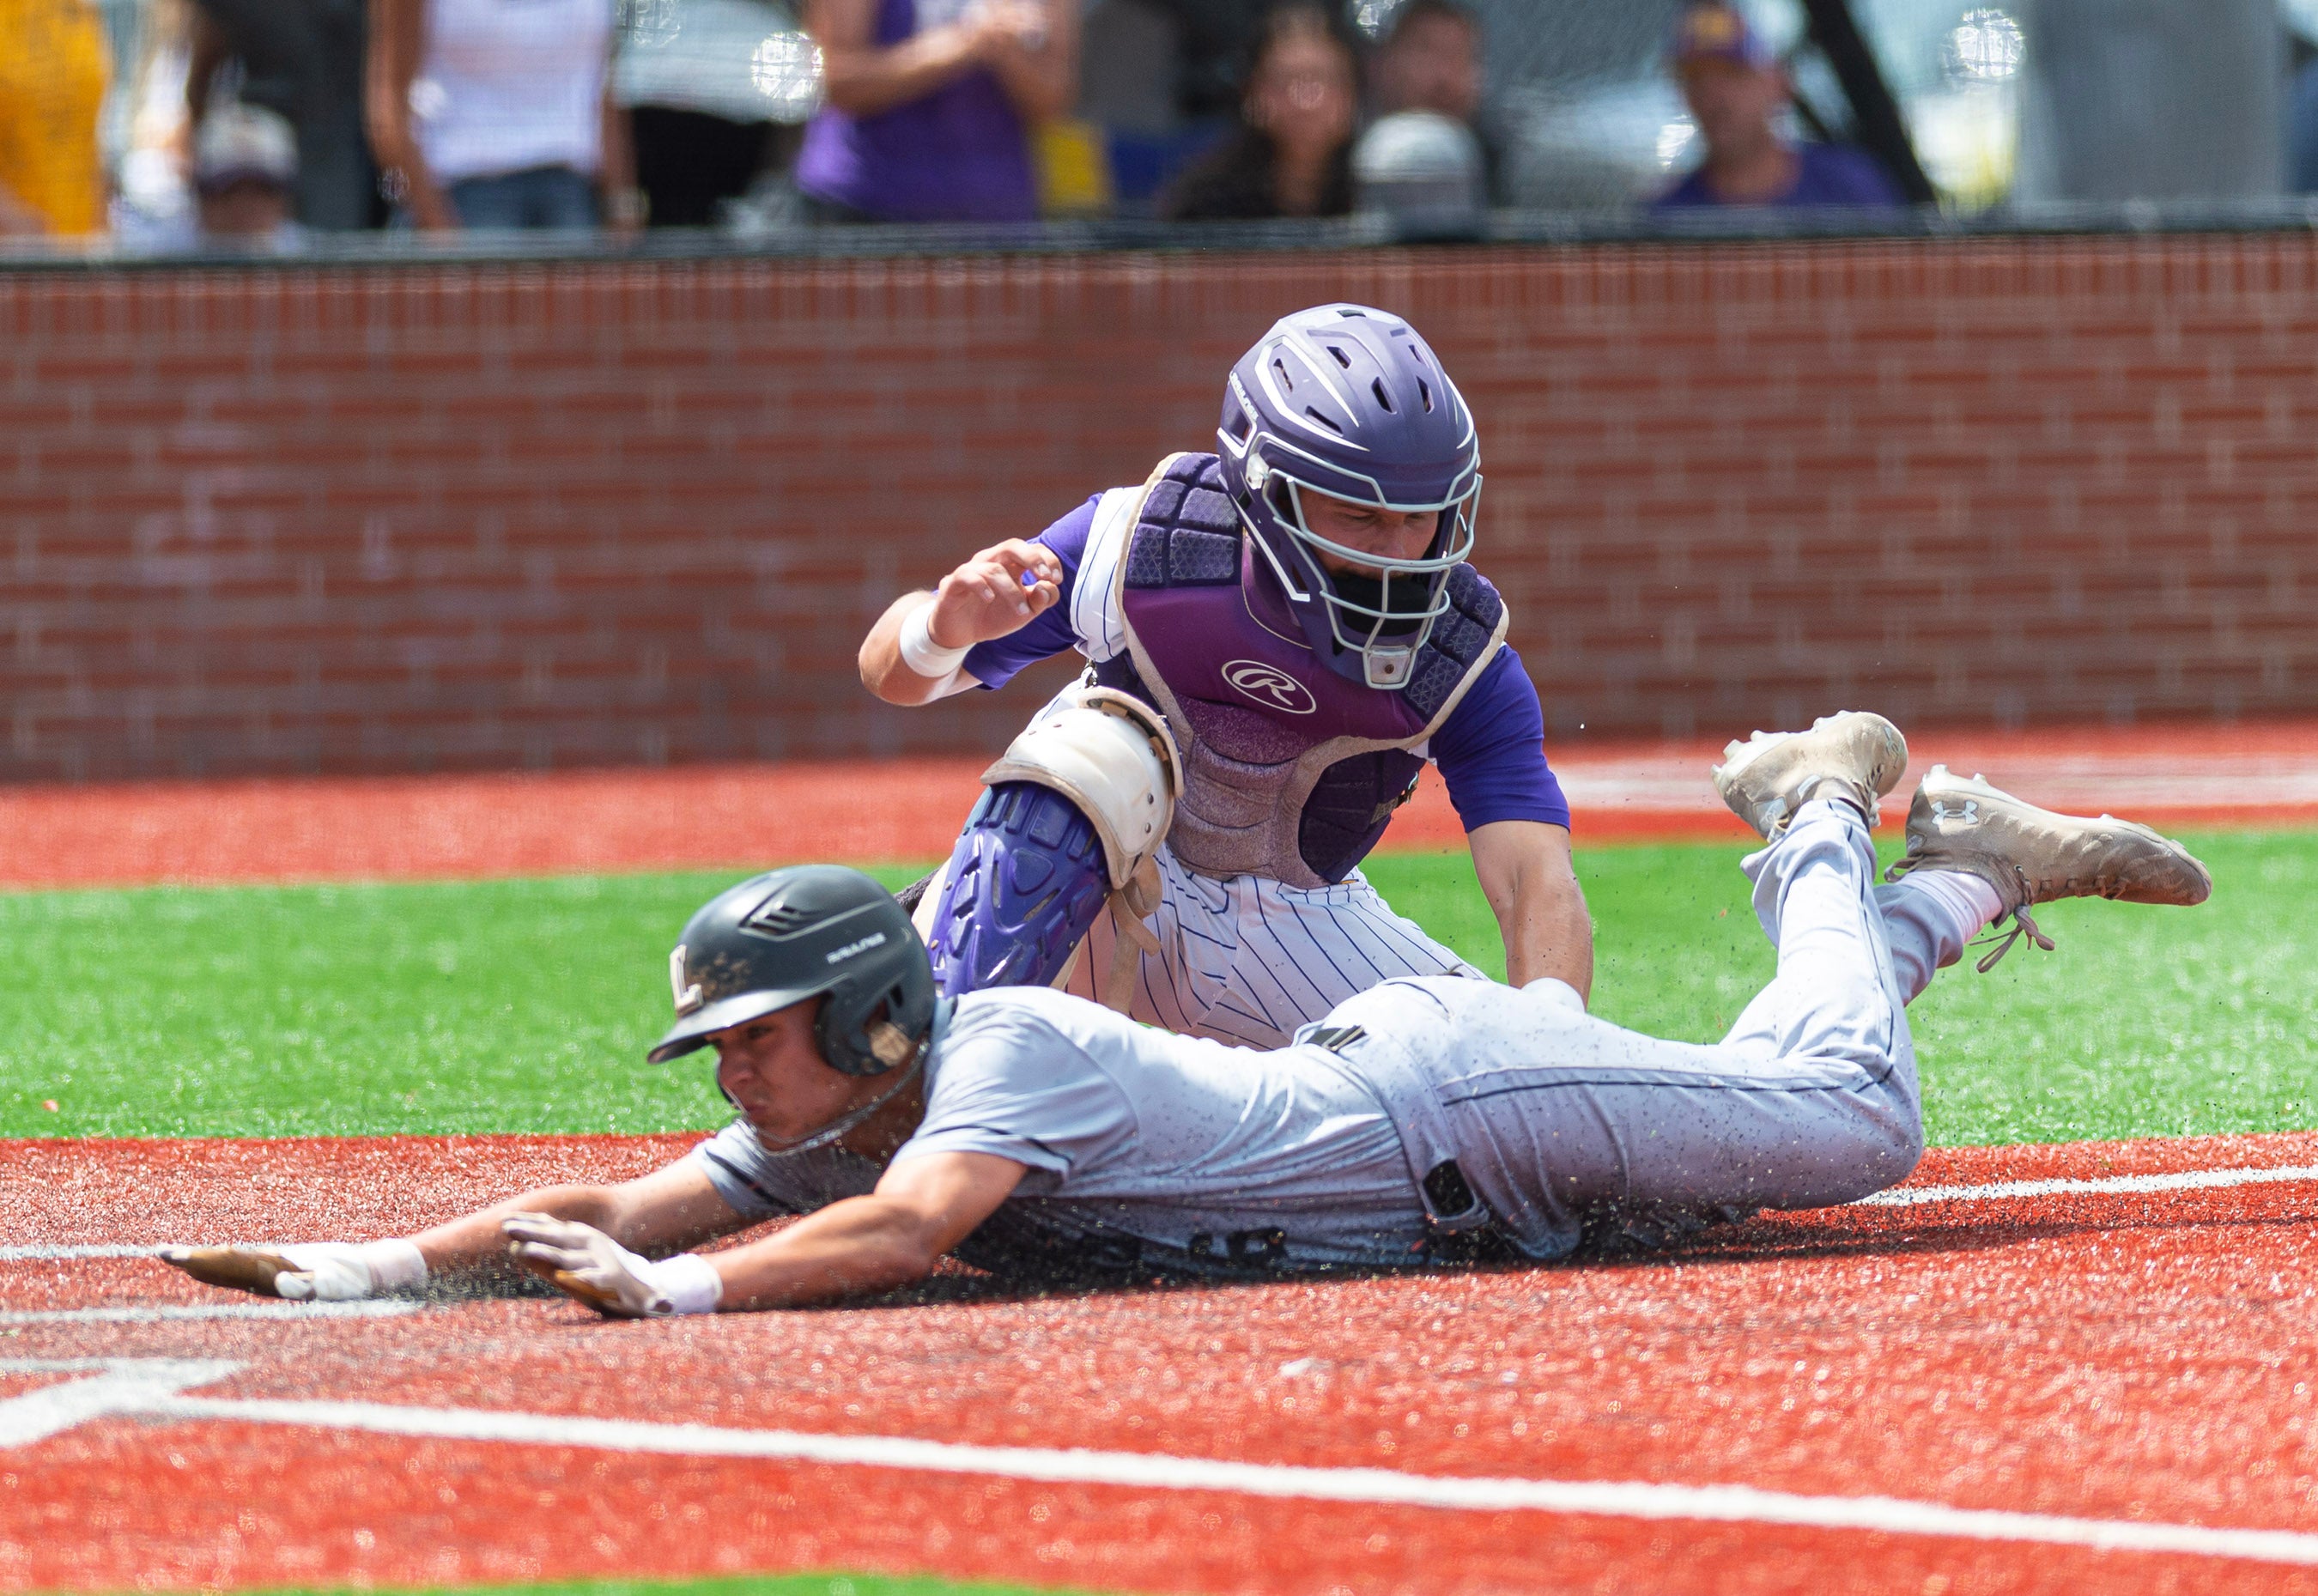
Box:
(1327, 799), (1968, 1258)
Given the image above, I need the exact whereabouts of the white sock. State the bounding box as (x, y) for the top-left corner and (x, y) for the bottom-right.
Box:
(1892, 870), (2005, 946)
(355, 1238), (429, 1293)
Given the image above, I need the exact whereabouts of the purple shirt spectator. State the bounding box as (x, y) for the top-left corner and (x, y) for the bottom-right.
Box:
(1654, 141), (1903, 210)
(795, 0), (1041, 222)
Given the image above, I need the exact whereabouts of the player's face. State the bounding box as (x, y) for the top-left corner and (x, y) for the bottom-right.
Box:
(1300, 489), (1441, 576)
(1378, 12), (1481, 122)
(1247, 21), (1357, 162)
(1679, 57), (1786, 157)
(708, 1000), (867, 1141)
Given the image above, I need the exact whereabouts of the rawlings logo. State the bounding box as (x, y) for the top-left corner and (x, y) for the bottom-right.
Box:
(1222, 659), (1318, 715)
(826, 932), (888, 964)
(1931, 798), (1981, 827)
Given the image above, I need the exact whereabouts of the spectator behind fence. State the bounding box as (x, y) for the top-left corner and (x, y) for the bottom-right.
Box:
(188, 0), (374, 230)
(1161, 2), (1359, 221)
(614, 0), (818, 228)
(1364, 0), (1502, 204)
(1652, 3), (1903, 213)
(191, 102), (304, 249)
(794, 0), (1080, 224)
(366, 0), (641, 232)
(0, 0), (111, 237)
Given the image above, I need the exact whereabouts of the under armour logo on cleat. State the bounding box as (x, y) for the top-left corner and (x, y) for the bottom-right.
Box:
(1930, 798), (1980, 827)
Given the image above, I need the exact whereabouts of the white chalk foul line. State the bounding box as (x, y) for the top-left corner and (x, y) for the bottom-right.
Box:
(1860, 1162), (2318, 1207)
(0, 1245), (164, 1261)
(118, 1392), (2318, 1569)
(0, 1301), (420, 1325)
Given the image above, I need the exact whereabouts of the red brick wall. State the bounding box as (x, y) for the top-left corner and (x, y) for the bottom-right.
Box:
(4, 237), (2314, 780)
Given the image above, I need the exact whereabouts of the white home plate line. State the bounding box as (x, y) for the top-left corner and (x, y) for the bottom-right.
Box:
(0, 1302), (420, 1325)
(1860, 1163), (2318, 1207)
(1, 1241), (332, 1263)
(0, 1359), (240, 1448)
(89, 1391), (2317, 1568)
(0, 1245), (163, 1261)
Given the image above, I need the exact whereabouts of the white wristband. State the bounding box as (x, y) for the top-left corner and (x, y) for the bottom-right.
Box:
(898, 602), (971, 679)
(644, 1252), (725, 1317)
(356, 1238), (429, 1293)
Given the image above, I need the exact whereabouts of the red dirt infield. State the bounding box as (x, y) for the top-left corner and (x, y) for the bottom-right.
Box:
(9, 1132), (2318, 1593)
(6, 723), (2315, 891)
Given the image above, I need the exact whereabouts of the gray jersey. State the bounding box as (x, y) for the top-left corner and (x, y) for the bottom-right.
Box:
(689, 986), (1434, 1274)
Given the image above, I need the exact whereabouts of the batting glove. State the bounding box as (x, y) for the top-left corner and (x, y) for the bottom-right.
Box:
(501, 1214), (723, 1319)
(159, 1240), (428, 1301)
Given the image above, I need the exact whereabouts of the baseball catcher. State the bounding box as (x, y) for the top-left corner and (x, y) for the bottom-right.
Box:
(164, 712), (2210, 1315)
(856, 303), (1592, 1046)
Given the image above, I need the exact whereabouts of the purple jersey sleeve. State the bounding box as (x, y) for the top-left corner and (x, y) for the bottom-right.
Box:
(1428, 646), (1571, 832)
(959, 495), (1102, 691)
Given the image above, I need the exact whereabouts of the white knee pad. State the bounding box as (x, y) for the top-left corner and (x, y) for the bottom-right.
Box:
(980, 685), (1182, 891)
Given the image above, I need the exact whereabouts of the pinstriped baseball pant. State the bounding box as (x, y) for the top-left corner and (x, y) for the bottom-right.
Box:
(1061, 842), (1485, 1050)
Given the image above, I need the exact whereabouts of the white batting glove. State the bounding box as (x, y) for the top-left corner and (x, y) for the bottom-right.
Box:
(501, 1214), (723, 1320)
(159, 1240), (428, 1301)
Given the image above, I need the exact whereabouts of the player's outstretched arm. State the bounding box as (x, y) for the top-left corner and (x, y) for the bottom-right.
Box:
(1469, 820), (1595, 1001)
(513, 1150), (1028, 1316)
(408, 1160), (745, 1278)
(161, 1160), (747, 1302)
(859, 539), (1064, 706)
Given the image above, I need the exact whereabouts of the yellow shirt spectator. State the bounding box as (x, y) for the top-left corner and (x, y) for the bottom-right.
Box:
(0, 0), (111, 236)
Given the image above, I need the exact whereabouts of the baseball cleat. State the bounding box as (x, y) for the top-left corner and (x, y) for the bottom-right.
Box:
(1884, 765), (2213, 970)
(1711, 712), (1909, 839)
(158, 1245), (304, 1298)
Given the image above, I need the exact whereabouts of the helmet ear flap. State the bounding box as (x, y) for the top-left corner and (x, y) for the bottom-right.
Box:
(814, 985), (928, 1077)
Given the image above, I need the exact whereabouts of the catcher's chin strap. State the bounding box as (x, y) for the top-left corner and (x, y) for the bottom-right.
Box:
(1100, 856), (1164, 1013)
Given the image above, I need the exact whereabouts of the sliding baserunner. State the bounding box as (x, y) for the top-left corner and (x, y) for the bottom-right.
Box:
(857, 302), (1590, 1047)
(162, 713), (2211, 1314)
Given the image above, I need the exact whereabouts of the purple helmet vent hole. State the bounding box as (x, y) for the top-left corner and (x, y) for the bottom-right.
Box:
(1306, 407), (1344, 434)
(1371, 378), (1393, 413)
(1326, 343), (1351, 368)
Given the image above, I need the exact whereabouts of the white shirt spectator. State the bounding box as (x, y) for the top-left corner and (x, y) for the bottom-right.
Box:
(412, 0), (616, 183)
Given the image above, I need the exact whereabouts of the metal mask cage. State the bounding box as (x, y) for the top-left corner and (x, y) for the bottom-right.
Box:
(1236, 453), (1482, 689)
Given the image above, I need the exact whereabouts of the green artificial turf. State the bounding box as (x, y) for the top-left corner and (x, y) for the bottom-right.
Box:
(0, 865), (917, 1142)
(4, 834), (2312, 1148)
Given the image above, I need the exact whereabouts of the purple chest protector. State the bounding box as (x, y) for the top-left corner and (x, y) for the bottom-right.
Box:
(1097, 453), (1508, 889)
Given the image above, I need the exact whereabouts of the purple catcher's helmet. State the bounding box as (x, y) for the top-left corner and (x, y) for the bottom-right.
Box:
(1217, 303), (1481, 689)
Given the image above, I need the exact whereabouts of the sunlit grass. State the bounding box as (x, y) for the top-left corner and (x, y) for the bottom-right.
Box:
(5, 834), (2308, 1149)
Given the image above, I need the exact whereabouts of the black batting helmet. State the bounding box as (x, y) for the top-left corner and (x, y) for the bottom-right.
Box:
(649, 865), (937, 1076)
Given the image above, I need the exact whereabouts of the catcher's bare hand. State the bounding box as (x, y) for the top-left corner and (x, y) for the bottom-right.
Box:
(926, 539), (1063, 650)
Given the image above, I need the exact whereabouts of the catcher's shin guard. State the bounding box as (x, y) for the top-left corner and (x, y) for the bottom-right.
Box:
(925, 782), (1111, 996)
